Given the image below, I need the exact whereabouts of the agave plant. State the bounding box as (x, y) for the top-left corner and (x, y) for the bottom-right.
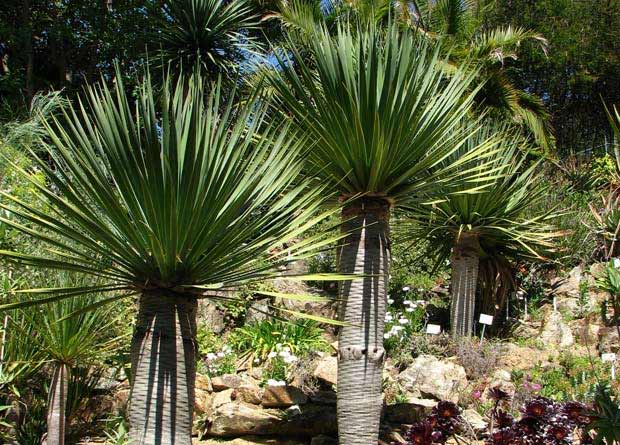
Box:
(405, 128), (560, 336)
(151, 0), (261, 78)
(0, 70), (340, 444)
(269, 23), (501, 444)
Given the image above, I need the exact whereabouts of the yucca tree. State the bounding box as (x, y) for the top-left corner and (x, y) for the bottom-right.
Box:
(151, 0), (261, 78)
(268, 23), (501, 444)
(0, 71), (337, 444)
(406, 128), (560, 337)
(24, 289), (123, 445)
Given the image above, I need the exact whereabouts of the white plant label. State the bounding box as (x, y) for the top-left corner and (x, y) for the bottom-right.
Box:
(602, 353), (617, 362)
(614, 258), (620, 268)
(479, 314), (494, 325)
(426, 324), (441, 335)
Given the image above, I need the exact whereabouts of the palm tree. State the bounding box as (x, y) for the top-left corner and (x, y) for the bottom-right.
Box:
(151, 0), (262, 78)
(272, 0), (554, 154)
(25, 287), (123, 445)
(268, 23), (500, 444)
(0, 71), (337, 444)
(407, 0), (555, 154)
(406, 127), (560, 337)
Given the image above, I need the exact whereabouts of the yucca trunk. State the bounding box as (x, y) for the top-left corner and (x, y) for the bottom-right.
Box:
(46, 362), (69, 445)
(450, 232), (481, 337)
(128, 293), (198, 445)
(336, 198), (390, 445)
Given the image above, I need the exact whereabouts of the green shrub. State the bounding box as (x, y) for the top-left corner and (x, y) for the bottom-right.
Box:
(229, 319), (328, 361)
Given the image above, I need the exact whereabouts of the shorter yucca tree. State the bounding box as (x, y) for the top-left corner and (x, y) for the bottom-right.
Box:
(0, 71), (338, 444)
(25, 288), (123, 445)
(406, 128), (560, 337)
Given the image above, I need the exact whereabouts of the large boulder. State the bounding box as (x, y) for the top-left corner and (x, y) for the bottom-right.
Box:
(599, 326), (620, 354)
(550, 266), (583, 299)
(198, 300), (227, 334)
(496, 343), (553, 371)
(212, 374), (258, 392)
(397, 355), (468, 403)
(540, 311), (575, 348)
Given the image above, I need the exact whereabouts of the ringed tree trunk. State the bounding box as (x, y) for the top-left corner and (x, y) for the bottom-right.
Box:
(128, 292), (198, 445)
(336, 198), (390, 445)
(47, 362), (69, 445)
(450, 232), (481, 337)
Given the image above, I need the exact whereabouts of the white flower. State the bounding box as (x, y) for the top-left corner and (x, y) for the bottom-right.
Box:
(266, 379), (286, 387)
(217, 352), (225, 358)
(418, 288), (424, 292)
(387, 298), (394, 304)
(402, 286), (410, 292)
(398, 318), (409, 325)
(383, 333), (391, 339)
(284, 355), (298, 364)
(268, 351), (277, 359)
(276, 343), (283, 350)
(404, 300), (413, 306)
(385, 314), (393, 322)
(206, 352), (216, 361)
(279, 350), (291, 358)
(405, 307), (415, 312)
(253, 358), (260, 364)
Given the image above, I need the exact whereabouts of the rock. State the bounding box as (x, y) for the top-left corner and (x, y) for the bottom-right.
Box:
(397, 355), (467, 403)
(496, 344), (553, 371)
(195, 389), (214, 416)
(245, 299), (272, 324)
(312, 356), (338, 386)
(212, 374), (255, 391)
(540, 311), (575, 348)
(385, 402), (426, 424)
(194, 437), (305, 445)
(261, 385), (308, 408)
(208, 402), (336, 438)
(198, 300), (226, 334)
(311, 435), (338, 445)
(555, 297), (581, 317)
(208, 403), (283, 437)
(461, 409), (487, 431)
(213, 389), (236, 409)
(309, 390), (336, 405)
(234, 385), (263, 405)
(599, 327), (620, 354)
(550, 266), (583, 298)
(196, 374), (213, 392)
(569, 317), (600, 345)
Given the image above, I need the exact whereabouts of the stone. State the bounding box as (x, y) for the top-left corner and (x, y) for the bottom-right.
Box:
(208, 402), (336, 438)
(385, 402), (426, 424)
(311, 435), (338, 445)
(312, 356), (338, 386)
(198, 300), (227, 334)
(213, 389), (236, 409)
(540, 311), (575, 348)
(569, 317), (601, 345)
(211, 374), (254, 391)
(309, 390), (336, 405)
(234, 385), (263, 405)
(261, 385), (308, 408)
(461, 409), (487, 431)
(208, 403), (283, 437)
(496, 343), (553, 371)
(194, 437), (305, 445)
(397, 355), (467, 403)
(196, 374), (213, 392)
(550, 265), (583, 298)
(245, 299), (271, 324)
(195, 389), (214, 416)
(599, 326), (620, 354)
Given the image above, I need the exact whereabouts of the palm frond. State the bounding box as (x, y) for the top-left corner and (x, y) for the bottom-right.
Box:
(269, 23), (499, 206)
(0, 69), (339, 309)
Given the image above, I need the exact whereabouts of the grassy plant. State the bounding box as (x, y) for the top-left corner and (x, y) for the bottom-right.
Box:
(230, 318), (328, 362)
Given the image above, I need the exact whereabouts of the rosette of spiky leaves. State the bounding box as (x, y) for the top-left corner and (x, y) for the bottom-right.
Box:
(268, 23), (502, 205)
(406, 126), (558, 264)
(587, 384), (620, 445)
(0, 69), (342, 315)
(151, 0), (262, 78)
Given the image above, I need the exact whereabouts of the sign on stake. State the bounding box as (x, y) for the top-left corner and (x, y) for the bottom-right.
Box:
(479, 314), (493, 346)
(426, 324), (441, 335)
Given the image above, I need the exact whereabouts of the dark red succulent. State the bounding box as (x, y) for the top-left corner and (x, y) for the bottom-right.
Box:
(407, 420), (438, 445)
(434, 401), (460, 419)
(522, 397), (552, 418)
(488, 386), (512, 402)
(494, 409), (515, 428)
(562, 401), (589, 425)
(546, 425), (571, 444)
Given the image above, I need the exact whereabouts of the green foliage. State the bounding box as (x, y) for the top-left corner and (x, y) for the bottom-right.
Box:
(0, 68), (337, 311)
(229, 319), (328, 361)
(588, 383), (620, 445)
(383, 300), (426, 355)
(269, 23), (499, 204)
(195, 326), (237, 376)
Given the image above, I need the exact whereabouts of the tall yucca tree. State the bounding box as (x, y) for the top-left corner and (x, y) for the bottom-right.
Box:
(405, 127), (560, 337)
(25, 290), (123, 445)
(268, 24), (501, 444)
(0, 71), (338, 444)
